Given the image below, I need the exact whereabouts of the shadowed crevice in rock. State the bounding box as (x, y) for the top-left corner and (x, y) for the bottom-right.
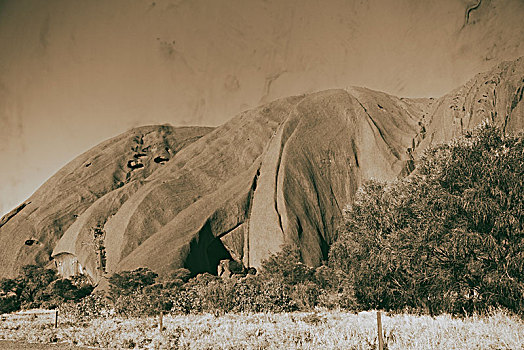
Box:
(511, 85), (523, 112)
(274, 128), (287, 235)
(465, 0), (482, 26)
(351, 139), (360, 168)
(154, 156), (169, 163)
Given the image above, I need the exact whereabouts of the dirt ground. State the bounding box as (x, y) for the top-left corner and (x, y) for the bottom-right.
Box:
(0, 341), (92, 349)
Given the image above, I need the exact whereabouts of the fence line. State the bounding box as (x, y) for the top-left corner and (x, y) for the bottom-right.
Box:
(1, 309), (58, 328)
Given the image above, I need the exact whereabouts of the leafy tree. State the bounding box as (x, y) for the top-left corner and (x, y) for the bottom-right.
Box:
(163, 268), (192, 288)
(17, 265), (58, 308)
(0, 278), (21, 313)
(0, 265), (93, 313)
(108, 267), (158, 299)
(330, 125), (523, 315)
(43, 277), (93, 306)
(70, 275), (95, 301)
(261, 245), (315, 285)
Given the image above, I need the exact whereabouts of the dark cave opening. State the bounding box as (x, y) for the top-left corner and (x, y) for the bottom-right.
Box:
(184, 220), (232, 275)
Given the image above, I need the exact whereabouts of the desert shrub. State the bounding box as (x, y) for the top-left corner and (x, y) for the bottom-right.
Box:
(108, 267), (158, 300)
(236, 276), (297, 313)
(260, 245), (316, 285)
(166, 247), (351, 314)
(170, 268), (192, 283)
(164, 268), (192, 289)
(0, 278), (21, 313)
(0, 265), (93, 313)
(189, 274), (236, 312)
(0, 292), (20, 314)
(17, 265), (58, 309)
(291, 282), (319, 309)
(330, 125), (524, 315)
(258, 244), (358, 311)
(113, 290), (172, 317)
(313, 266), (358, 310)
(59, 292), (113, 320)
(100, 244), (352, 316)
(85, 248), (354, 316)
(168, 273), (298, 314)
(105, 268), (182, 316)
(40, 279), (77, 309)
(73, 284), (95, 301)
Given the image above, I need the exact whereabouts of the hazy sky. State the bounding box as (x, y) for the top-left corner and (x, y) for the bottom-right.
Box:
(1, 0), (523, 216)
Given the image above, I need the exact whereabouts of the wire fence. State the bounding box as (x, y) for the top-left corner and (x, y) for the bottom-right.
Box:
(1, 309), (59, 328)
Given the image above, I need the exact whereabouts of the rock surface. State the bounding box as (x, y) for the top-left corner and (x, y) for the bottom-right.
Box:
(0, 58), (522, 283)
(0, 125), (213, 279)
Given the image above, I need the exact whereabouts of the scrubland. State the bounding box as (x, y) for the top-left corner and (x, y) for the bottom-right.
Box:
(1, 127), (522, 349)
(1, 309), (523, 349)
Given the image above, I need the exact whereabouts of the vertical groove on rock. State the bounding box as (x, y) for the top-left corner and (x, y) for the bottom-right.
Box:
(352, 96), (402, 161)
(243, 167), (261, 268)
(274, 135), (285, 234)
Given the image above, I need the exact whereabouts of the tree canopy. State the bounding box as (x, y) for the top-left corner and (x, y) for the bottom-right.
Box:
(329, 124), (523, 315)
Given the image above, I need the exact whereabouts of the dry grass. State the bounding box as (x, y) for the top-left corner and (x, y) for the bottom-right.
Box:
(1, 309), (523, 349)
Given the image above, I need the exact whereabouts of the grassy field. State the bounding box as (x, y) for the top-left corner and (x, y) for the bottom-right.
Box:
(1, 309), (523, 349)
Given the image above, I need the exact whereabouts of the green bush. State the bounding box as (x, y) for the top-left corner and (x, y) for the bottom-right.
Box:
(18, 265), (58, 309)
(329, 125), (523, 315)
(108, 267), (158, 300)
(260, 245), (315, 285)
(0, 265), (94, 313)
(113, 290), (172, 317)
(167, 273), (298, 314)
(59, 292), (112, 320)
(0, 293), (20, 314)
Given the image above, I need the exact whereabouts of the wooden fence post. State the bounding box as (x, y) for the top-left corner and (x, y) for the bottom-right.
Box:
(377, 311), (384, 350)
(55, 310), (58, 328)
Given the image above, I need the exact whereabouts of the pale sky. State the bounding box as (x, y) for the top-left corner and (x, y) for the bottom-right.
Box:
(1, 0), (523, 216)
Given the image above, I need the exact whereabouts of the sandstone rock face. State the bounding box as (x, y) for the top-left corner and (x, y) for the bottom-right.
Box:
(0, 125), (213, 279)
(0, 58), (522, 283)
(416, 56), (524, 156)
